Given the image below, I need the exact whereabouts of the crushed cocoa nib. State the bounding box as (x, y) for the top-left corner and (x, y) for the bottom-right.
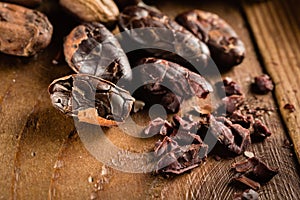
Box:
(145, 115), (209, 174)
(284, 103), (295, 112)
(233, 189), (259, 200)
(210, 115), (251, 155)
(216, 77), (242, 97)
(232, 157), (279, 183)
(172, 115), (200, 133)
(232, 157), (259, 173)
(233, 173), (261, 190)
(250, 159), (279, 183)
(229, 111), (253, 129)
(252, 119), (272, 140)
(143, 117), (173, 136)
(230, 124), (251, 154)
(220, 95), (245, 114)
(252, 74), (274, 94)
(154, 133), (208, 174)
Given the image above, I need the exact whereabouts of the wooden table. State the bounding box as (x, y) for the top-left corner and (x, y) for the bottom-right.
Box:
(0, 0), (299, 199)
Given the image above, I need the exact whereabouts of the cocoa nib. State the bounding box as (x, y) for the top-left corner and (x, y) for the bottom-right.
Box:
(233, 174), (261, 191)
(154, 133), (208, 174)
(252, 74), (274, 94)
(143, 117), (173, 136)
(284, 103), (295, 112)
(232, 157), (279, 183)
(229, 111), (253, 129)
(220, 95), (245, 115)
(145, 115), (208, 174)
(210, 115), (251, 155)
(252, 119), (272, 140)
(216, 77), (242, 97)
(233, 189), (259, 200)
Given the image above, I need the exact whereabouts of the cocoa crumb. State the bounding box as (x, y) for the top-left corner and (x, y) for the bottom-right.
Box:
(284, 103), (295, 112)
(252, 74), (274, 94)
(216, 77), (242, 97)
(252, 119), (272, 141)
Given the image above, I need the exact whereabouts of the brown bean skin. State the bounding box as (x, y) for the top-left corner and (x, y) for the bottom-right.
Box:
(176, 9), (245, 69)
(64, 22), (132, 84)
(0, 2), (53, 56)
(48, 74), (135, 126)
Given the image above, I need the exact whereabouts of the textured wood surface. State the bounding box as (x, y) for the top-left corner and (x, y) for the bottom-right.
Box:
(242, 0), (300, 165)
(0, 0), (299, 200)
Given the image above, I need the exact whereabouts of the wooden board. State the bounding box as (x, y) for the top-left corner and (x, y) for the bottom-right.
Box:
(242, 0), (300, 165)
(0, 0), (299, 199)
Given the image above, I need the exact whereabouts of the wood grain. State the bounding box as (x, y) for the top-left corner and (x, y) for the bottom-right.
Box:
(242, 0), (300, 164)
(0, 0), (299, 200)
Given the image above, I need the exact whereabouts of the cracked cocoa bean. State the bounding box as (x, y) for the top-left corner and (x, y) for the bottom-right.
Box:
(176, 9), (245, 69)
(64, 22), (132, 84)
(118, 6), (210, 70)
(48, 74), (135, 126)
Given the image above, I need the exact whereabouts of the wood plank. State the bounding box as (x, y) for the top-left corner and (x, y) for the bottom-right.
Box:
(46, 1), (300, 199)
(0, 0), (299, 199)
(242, 0), (300, 164)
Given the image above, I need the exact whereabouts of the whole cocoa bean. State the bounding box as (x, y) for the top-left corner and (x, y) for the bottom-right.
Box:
(0, 2), (53, 56)
(59, 0), (119, 25)
(176, 10), (245, 69)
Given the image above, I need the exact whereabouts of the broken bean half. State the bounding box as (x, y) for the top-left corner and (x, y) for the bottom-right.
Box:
(64, 22), (132, 84)
(48, 74), (135, 126)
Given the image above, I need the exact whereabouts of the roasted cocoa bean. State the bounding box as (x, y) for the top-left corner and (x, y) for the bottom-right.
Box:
(0, 2), (53, 56)
(59, 0), (119, 24)
(48, 74), (135, 126)
(64, 22), (132, 83)
(132, 57), (213, 113)
(118, 6), (210, 70)
(176, 9), (245, 69)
